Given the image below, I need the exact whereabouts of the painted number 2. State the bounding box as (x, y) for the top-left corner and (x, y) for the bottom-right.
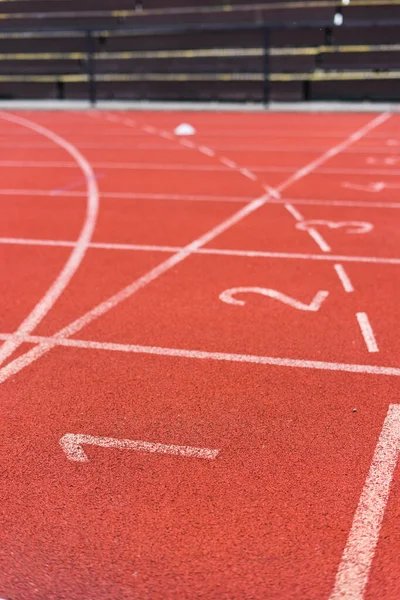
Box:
(219, 287), (329, 311)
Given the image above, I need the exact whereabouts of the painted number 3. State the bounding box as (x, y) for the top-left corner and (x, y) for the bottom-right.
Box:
(219, 287), (329, 311)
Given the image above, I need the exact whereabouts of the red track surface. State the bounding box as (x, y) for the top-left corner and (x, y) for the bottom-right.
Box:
(0, 109), (399, 600)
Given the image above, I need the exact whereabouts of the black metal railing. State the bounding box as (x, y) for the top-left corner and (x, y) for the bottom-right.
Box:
(1, 19), (400, 103)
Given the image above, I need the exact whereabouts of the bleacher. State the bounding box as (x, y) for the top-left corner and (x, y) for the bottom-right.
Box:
(0, 0), (400, 102)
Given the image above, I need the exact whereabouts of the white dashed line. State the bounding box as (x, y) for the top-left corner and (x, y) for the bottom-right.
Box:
(356, 312), (379, 353)
(334, 264), (354, 292)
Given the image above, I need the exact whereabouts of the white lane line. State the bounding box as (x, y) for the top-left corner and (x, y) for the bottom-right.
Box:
(239, 167), (258, 181)
(284, 203), (331, 252)
(1, 141), (396, 154)
(282, 198), (400, 210)
(198, 145), (215, 157)
(60, 433), (219, 462)
(284, 203), (304, 220)
(0, 188), (251, 203)
(5, 159), (400, 177)
(142, 125), (156, 134)
(0, 237), (179, 252)
(2, 236), (400, 266)
(0, 332), (399, 378)
(159, 130), (174, 141)
(356, 312), (379, 353)
(329, 404), (400, 600)
(0, 112), (99, 367)
(0, 160), (77, 168)
(220, 157), (238, 169)
(179, 139), (196, 149)
(5, 187), (400, 209)
(0, 112), (389, 385)
(334, 264), (354, 292)
(307, 227), (332, 252)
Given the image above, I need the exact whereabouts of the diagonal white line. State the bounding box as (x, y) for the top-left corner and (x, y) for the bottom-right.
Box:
(356, 312), (379, 353)
(334, 264), (354, 292)
(284, 201), (331, 252)
(307, 227), (332, 252)
(0, 112), (391, 385)
(329, 404), (400, 600)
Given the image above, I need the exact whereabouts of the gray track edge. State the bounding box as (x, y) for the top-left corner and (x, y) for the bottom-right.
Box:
(1, 100), (400, 112)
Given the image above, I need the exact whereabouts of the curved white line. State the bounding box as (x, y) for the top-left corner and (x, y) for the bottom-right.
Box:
(0, 112), (390, 385)
(0, 111), (99, 365)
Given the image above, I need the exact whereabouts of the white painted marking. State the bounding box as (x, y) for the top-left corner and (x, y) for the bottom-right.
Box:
(0, 160), (231, 173)
(4, 186), (400, 209)
(0, 112), (99, 366)
(296, 220), (373, 234)
(198, 145), (215, 157)
(342, 181), (387, 193)
(0, 332), (399, 378)
(89, 162), (226, 171)
(142, 125), (156, 134)
(254, 165), (400, 176)
(0, 188), (250, 203)
(329, 404), (400, 600)
(0, 237), (149, 250)
(2, 236), (400, 266)
(0, 160), (77, 168)
(160, 130), (174, 141)
(179, 139), (196, 149)
(284, 203), (304, 221)
(307, 227), (332, 252)
(334, 264), (354, 292)
(220, 157), (238, 169)
(239, 167), (258, 181)
(8, 159), (393, 175)
(366, 155), (399, 166)
(0, 112), (389, 385)
(174, 123), (196, 136)
(282, 197), (400, 209)
(220, 287), (329, 311)
(284, 204), (331, 251)
(263, 184), (281, 200)
(60, 433), (219, 462)
(356, 313), (379, 353)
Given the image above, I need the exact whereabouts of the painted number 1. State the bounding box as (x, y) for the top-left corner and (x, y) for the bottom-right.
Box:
(219, 287), (329, 311)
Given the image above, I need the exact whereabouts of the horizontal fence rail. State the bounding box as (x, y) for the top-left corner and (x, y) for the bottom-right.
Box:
(1, 0), (400, 22)
(0, 18), (400, 104)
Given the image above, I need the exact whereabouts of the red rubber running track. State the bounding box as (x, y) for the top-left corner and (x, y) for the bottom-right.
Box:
(0, 109), (399, 600)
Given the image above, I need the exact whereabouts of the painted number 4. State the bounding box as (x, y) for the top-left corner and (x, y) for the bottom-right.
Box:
(219, 287), (329, 311)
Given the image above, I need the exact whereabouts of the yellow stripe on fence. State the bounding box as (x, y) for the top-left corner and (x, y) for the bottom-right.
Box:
(0, 70), (400, 83)
(1, 0), (400, 21)
(0, 43), (400, 61)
